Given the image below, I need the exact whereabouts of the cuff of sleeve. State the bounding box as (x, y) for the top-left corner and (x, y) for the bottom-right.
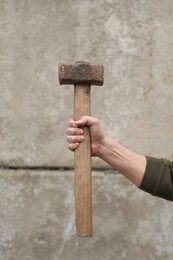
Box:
(139, 156), (165, 196)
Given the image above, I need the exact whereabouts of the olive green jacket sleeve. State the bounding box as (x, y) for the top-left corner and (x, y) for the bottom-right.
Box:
(140, 156), (173, 201)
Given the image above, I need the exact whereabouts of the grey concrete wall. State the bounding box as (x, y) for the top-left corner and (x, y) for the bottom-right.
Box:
(1, 0), (173, 167)
(0, 0), (173, 259)
(1, 170), (173, 260)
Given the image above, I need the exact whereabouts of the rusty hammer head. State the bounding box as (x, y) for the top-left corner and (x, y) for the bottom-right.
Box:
(59, 61), (104, 86)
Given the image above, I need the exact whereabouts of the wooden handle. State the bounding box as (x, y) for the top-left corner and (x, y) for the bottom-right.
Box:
(73, 84), (92, 237)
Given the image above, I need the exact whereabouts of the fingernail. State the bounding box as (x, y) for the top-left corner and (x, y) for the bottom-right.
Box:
(78, 129), (83, 134)
(79, 136), (84, 141)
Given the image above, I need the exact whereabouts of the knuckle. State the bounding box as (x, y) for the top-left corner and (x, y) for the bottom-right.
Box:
(66, 127), (77, 136)
(68, 120), (73, 127)
(68, 143), (77, 151)
(69, 119), (76, 127)
(66, 136), (71, 142)
(68, 145), (73, 151)
(66, 135), (77, 143)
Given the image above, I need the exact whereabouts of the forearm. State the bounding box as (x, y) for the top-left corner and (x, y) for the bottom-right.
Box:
(98, 136), (147, 187)
(67, 116), (173, 200)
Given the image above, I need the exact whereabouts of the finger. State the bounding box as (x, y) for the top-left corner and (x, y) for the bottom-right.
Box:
(66, 135), (84, 144)
(69, 117), (91, 128)
(75, 116), (99, 127)
(69, 116), (99, 128)
(69, 119), (78, 128)
(68, 142), (79, 151)
(66, 127), (83, 136)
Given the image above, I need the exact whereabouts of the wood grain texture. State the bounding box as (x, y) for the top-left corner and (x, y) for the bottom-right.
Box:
(73, 84), (92, 237)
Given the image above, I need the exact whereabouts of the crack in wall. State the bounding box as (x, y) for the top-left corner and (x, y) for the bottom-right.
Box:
(0, 165), (117, 174)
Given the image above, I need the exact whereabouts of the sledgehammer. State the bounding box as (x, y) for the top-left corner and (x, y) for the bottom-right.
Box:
(59, 61), (104, 237)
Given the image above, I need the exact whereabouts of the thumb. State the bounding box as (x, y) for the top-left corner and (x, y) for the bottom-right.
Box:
(75, 116), (98, 127)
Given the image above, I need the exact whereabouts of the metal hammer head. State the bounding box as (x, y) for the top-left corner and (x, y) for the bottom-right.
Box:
(59, 61), (104, 86)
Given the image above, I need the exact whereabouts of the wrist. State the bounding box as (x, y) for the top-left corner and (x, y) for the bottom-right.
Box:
(96, 136), (111, 158)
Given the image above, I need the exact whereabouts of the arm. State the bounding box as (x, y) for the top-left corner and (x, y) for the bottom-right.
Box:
(67, 116), (146, 187)
(98, 136), (146, 187)
(66, 116), (173, 200)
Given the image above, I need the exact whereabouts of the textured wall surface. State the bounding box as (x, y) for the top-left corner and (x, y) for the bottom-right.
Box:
(0, 169), (173, 260)
(1, 0), (173, 167)
(0, 0), (173, 259)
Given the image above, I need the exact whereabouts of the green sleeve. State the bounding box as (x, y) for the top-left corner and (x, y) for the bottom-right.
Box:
(139, 156), (173, 201)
